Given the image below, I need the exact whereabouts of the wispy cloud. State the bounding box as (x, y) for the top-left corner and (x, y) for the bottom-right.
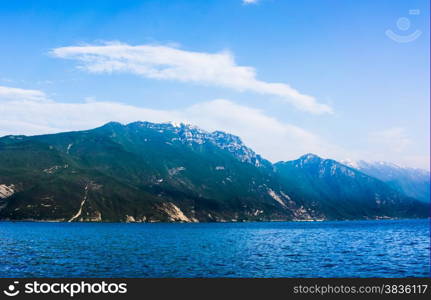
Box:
(0, 85), (49, 102)
(369, 127), (411, 153)
(243, 0), (259, 4)
(0, 85), (339, 162)
(365, 127), (428, 168)
(2, 85), (428, 168)
(51, 42), (333, 115)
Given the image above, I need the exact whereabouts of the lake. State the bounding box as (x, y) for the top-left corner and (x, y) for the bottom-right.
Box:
(0, 219), (429, 277)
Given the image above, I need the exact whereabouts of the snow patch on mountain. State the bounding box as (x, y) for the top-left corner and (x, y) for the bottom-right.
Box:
(129, 121), (266, 167)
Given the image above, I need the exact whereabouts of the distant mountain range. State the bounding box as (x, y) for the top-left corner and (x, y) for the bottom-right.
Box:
(343, 160), (430, 203)
(0, 121), (428, 222)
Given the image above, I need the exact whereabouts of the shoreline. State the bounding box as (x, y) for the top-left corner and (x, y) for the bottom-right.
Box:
(0, 217), (427, 225)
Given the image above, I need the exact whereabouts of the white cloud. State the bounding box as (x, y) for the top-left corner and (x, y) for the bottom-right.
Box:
(51, 42), (333, 115)
(369, 127), (411, 153)
(0, 85), (340, 162)
(182, 100), (342, 161)
(243, 0), (258, 4)
(0, 85), (49, 102)
(364, 128), (429, 168)
(3, 86), (426, 168)
(399, 155), (430, 170)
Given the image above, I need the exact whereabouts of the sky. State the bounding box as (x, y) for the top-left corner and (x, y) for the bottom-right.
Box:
(0, 0), (429, 169)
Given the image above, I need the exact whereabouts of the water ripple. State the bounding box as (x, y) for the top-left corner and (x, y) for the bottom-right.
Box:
(0, 219), (429, 277)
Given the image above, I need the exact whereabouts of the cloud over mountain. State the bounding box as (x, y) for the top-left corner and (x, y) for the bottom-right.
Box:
(51, 42), (333, 115)
(0, 85), (339, 162)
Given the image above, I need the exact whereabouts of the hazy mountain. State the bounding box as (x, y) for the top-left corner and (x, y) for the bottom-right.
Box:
(343, 160), (430, 203)
(0, 122), (427, 222)
(274, 154), (427, 220)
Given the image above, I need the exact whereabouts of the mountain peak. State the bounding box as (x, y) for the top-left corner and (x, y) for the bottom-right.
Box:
(341, 159), (359, 169)
(299, 153), (322, 162)
(126, 121), (205, 133)
(96, 121), (126, 133)
(102, 121), (124, 127)
(98, 120), (266, 167)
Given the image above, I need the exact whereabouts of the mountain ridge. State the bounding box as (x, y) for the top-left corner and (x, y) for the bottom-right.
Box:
(343, 160), (430, 203)
(0, 121), (427, 222)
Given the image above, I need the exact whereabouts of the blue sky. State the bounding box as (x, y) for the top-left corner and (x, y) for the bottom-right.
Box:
(0, 0), (429, 168)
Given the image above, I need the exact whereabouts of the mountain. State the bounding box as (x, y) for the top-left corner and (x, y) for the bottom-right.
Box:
(274, 154), (427, 220)
(0, 121), (297, 222)
(344, 160), (430, 203)
(0, 122), (427, 222)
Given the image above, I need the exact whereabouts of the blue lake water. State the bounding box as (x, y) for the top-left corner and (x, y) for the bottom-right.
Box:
(0, 219), (429, 278)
